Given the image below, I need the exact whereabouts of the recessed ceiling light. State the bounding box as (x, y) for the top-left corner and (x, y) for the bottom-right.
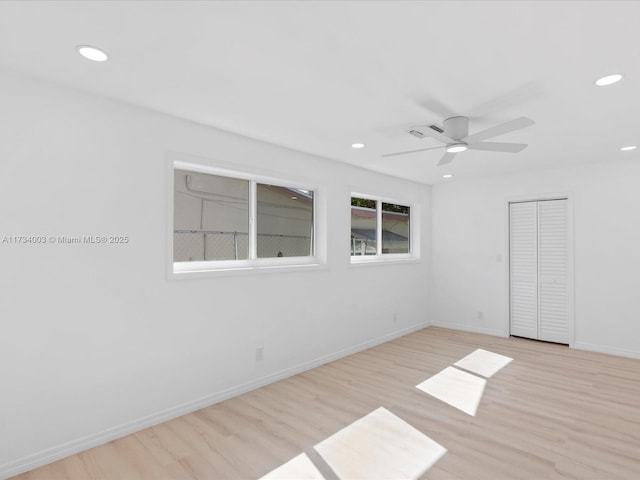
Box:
(442, 173), (454, 178)
(620, 145), (637, 151)
(446, 144), (467, 153)
(76, 45), (108, 62)
(595, 73), (623, 86)
(351, 143), (365, 149)
(290, 196), (298, 200)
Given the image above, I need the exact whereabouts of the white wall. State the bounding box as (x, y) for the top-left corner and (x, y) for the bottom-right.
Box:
(431, 160), (640, 358)
(0, 71), (431, 477)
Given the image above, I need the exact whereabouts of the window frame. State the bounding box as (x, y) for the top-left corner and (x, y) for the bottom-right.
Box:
(169, 155), (323, 278)
(350, 192), (418, 264)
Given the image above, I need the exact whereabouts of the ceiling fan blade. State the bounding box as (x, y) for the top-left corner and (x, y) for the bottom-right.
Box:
(382, 146), (445, 158)
(463, 116), (534, 143)
(408, 126), (456, 145)
(467, 142), (528, 153)
(437, 151), (456, 166)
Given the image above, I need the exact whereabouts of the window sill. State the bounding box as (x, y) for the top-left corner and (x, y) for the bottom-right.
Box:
(169, 259), (327, 279)
(349, 255), (421, 267)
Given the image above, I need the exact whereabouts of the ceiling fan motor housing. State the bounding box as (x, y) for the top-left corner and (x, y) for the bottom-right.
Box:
(443, 116), (469, 140)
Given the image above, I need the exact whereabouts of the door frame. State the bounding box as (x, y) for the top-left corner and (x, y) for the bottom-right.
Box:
(504, 192), (575, 347)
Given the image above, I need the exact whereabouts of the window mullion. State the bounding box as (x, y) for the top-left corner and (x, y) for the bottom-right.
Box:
(310, 194), (316, 256)
(408, 212), (411, 254)
(249, 180), (257, 260)
(376, 200), (383, 256)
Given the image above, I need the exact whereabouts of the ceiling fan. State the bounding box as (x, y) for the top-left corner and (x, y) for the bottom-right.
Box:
(383, 116), (535, 166)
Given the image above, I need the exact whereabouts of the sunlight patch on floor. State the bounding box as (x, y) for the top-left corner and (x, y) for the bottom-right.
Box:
(258, 453), (326, 480)
(416, 366), (487, 416)
(314, 407), (447, 480)
(453, 348), (513, 378)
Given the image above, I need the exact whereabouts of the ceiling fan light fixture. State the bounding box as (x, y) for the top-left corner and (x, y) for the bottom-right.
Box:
(446, 144), (467, 153)
(76, 45), (109, 62)
(595, 73), (623, 86)
(620, 145), (637, 151)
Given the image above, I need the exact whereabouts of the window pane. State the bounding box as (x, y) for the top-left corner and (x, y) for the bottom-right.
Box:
(382, 202), (410, 254)
(256, 184), (314, 258)
(351, 197), (377, 255)
(174, 169), (249, 261)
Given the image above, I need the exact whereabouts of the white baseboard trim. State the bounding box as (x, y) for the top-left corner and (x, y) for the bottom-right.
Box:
(572, 341), (640, 360)
(0, 322), (429, 480)
(430, 321), (506, 338)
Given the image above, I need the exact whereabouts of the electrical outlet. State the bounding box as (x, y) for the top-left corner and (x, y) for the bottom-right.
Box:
(393, 313), (398, 323)
(255, 347), (264, 362)
(477, 311), (484, 320)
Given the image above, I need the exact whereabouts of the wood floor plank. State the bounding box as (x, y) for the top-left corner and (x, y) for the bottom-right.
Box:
(10, 327), (640, 479)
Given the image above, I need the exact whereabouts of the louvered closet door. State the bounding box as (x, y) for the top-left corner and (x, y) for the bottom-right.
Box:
(509, 199), (570, 344)
(509, 202), (539, 339)
(537, 200), (569, 343)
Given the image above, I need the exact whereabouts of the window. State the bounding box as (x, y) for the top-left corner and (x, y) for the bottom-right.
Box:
(173, 163), (316, 273)
(350, 197), (377, 255)
(351, 196), (411, 259)
(256, 184), (314, 258)
(174, 170), (249, 261)
(381, 202), (410, 254)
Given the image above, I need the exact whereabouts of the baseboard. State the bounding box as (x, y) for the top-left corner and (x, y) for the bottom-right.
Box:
(572, 341), (640, 360)
(0, 322), (428, 480)
(430, 321), (506, 338)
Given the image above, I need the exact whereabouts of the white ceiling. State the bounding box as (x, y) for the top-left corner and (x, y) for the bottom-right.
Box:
(1, 0), (638, 184)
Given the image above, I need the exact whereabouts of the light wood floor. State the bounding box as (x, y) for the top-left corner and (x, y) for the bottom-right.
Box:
(13, 327), (640, 479)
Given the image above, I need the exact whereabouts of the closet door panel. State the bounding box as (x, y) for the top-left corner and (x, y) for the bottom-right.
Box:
(538, 199), (569, 343)
(509, 202), (539, 339)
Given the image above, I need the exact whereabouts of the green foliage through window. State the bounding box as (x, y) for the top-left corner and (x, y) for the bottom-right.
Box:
(382, 202), (410, 214)
(351, 197), (376, 209)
